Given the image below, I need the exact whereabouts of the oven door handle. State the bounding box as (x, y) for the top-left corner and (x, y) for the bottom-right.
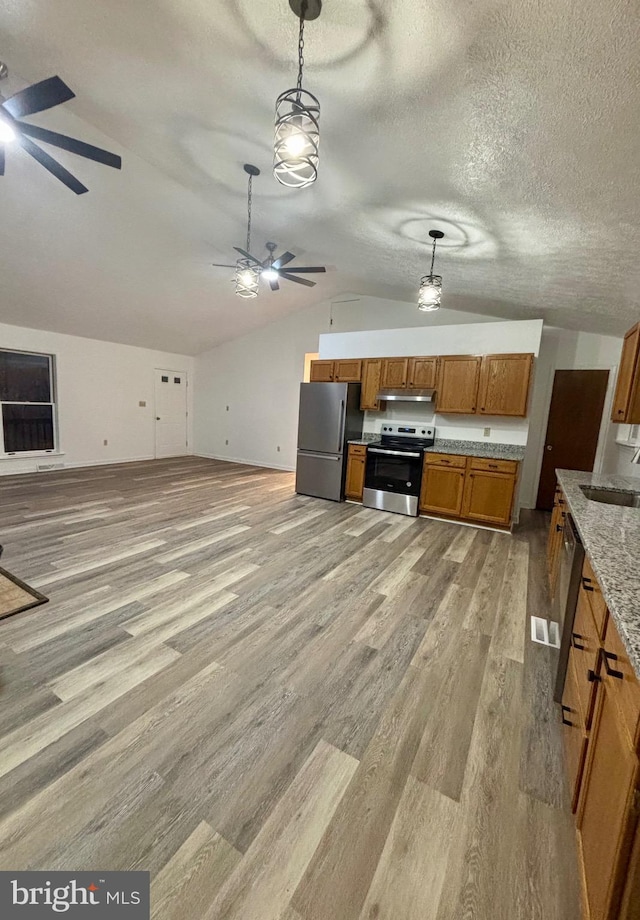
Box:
(368, 448), (422, 458)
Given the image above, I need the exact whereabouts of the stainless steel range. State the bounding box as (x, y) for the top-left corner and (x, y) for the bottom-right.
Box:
(363, 423), (435, 516)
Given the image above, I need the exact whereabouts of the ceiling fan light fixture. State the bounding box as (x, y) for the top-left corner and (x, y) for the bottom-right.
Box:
(418, 230), (445, 312)
(0, 118), (16, 143)
(273, 0), (321, 189)
(262, 267), (279, 282)
(235, 258), (260, 298)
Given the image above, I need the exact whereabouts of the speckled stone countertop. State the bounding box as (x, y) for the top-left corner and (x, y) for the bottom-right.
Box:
(556, 468), (640, 679)
(347, 435), (525, 460)
(425, 439), (526, 461)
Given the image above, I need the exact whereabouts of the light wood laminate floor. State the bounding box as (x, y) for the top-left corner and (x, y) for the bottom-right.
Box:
(0, 457), (581, 919)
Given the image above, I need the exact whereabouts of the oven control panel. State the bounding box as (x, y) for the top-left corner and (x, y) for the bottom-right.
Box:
(381, 424), (435, 439)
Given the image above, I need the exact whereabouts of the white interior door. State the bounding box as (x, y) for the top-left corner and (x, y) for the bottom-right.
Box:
(154, 369), (188, 458)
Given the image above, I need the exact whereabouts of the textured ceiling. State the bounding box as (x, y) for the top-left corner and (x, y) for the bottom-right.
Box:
(0, 0), (639, 354)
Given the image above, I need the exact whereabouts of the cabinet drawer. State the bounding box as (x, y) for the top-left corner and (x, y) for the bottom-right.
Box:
(602, 617), (640, 746)
(468, 457), (518, 474)
(581, 556), (608, 638)
(423, 452), (466, 469)
(348, 444), (367, 457)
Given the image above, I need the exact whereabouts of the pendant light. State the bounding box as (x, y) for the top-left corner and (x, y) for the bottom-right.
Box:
(418, 230), (445, 311)
(236, 164), (261, 298)
(273, 0), (321, 189)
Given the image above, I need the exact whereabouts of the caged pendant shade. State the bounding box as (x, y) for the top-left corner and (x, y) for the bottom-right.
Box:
(418, 230), (445, 312)
(273, 0), (321, 189)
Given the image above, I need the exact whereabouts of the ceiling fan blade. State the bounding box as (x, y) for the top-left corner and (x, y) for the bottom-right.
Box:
(269, 278), (280, 291)
(233, 246), (263, 267)
(18, 135), (88, 194)
(0, 144), (4, 176)
(281, 266), (326, 273)
(211, 262), (236, 268)
(2, 76), (75, 118)
(18, 124), (121, 169)
(279, 271), (315, 287)
(272, 251), (296, 270)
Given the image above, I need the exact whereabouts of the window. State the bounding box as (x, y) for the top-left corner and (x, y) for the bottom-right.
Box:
(0, 350), (56, 455)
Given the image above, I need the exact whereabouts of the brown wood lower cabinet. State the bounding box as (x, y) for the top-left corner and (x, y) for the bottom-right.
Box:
(419, 453), (519, 526)
(461, 469), (516, 526)
(419, 464), (465, 517)
(345, 444), (366, 501)
(555, 535), (640, 920)
(547, 486), (566, 597)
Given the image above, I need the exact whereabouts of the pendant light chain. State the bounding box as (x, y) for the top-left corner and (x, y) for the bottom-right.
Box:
(297, 6), (306, 94)
(246, 173), (253, 252)
(429, 235), (437, 277)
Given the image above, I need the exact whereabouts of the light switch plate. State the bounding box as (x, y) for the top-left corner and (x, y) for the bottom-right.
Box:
(483, 427), (491, 437)
(139, 400), (146, 407)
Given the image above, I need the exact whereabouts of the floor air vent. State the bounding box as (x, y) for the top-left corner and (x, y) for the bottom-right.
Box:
(530, 616), (561, 648)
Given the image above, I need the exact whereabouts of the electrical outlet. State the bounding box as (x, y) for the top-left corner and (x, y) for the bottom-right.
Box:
(139, 400), (146, 407)
(483, 427), (491, 437)
(277, 446), (281, 452)
(226, 405), (229, 412)
(225, 439), (229, 445)
(103, 439), (108, 446)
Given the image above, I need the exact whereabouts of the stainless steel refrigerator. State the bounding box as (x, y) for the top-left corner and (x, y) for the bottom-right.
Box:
(296, 382), (364, 501)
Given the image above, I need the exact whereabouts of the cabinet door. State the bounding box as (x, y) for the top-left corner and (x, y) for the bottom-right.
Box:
(571, 586), (602, 728)
(360, 359), (383, 410)
(578, 678), (640, 920)
(345, 452), (366, 500)
(611, 324), (640, 423)
(419, 465), (465, 516)
(436, 355), (481, 413)
(562, 652), (590, 813)
(477, 353), (533, 417)
(407, 357), (437, 389)
(381, 358), (408, 389)
(310, 360), (334, 382)
(334, 359), (362, 383)
(547, 489), (566, 596)
(462, 470), (516, 525)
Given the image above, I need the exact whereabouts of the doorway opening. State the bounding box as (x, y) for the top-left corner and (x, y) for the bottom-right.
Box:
(154, 369), (188, 459)
(535, 369), (609, 510)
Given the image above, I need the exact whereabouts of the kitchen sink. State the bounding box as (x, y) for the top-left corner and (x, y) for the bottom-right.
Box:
(580, 485), (640, 508)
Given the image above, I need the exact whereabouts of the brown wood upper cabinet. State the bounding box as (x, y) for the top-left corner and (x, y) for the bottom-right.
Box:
(611, 322), (640, 423)
(309, 360), (335, 382)
(436, 355), (481, 414)
(477, 353), (534, 417)
(360, 358), (382, 411)
(407, 356), (437, 389)
(381, 358), (408, 389)
(309, 359), (363, 383)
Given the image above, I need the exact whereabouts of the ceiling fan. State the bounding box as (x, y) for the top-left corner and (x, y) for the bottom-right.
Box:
(0, 63), (122, 194)
(212, 164), (326, 294)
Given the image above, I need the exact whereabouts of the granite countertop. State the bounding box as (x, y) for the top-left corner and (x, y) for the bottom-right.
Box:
(556, 468), (640, 679)
(424, 439), (526, 461)
(347, 436), (526, 461)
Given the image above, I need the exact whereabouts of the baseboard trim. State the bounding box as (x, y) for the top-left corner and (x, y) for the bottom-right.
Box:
(194, 452), (295, 473)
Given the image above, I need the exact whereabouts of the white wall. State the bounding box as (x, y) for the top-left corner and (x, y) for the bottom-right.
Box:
(194, 301), (329, 470)
(327, 295), (503, 333)
(0, 322), (194, 474)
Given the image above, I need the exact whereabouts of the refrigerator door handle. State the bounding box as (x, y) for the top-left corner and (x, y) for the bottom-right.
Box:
(336, 399), (345, 453)
(298, 451), (341, 461)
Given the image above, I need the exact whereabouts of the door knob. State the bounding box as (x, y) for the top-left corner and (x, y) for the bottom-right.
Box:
(546, 445), (552, 451)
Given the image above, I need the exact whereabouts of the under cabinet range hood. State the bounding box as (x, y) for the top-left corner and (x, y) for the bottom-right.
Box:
(375, 388), (436, 403)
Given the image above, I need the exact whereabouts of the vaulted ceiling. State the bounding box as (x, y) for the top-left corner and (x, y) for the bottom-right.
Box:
(0, 0), (639, 354)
